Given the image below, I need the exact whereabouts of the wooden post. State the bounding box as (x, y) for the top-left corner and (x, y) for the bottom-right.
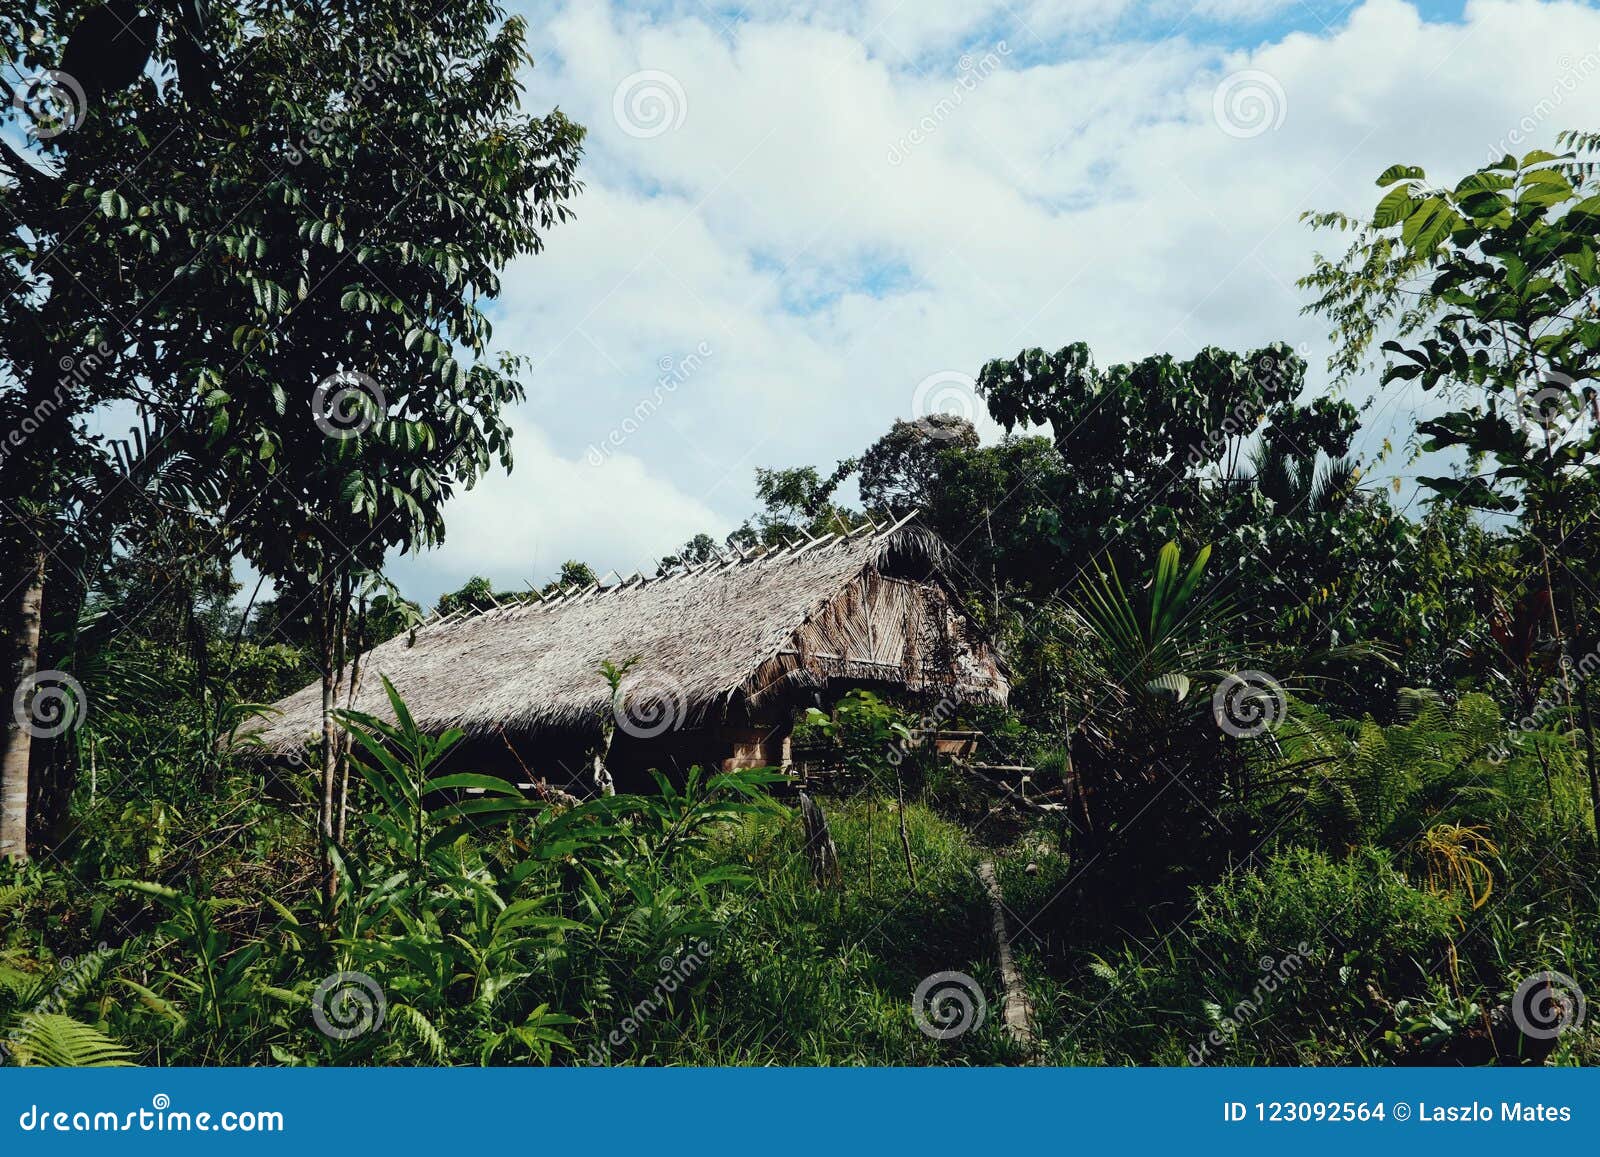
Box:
(797, 791), (840, 888)
(977, 859), (1038, 1060)
(894, 763), (918, 889)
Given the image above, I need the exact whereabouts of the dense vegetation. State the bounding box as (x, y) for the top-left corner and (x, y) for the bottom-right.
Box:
(3, 1), (1599, 1066)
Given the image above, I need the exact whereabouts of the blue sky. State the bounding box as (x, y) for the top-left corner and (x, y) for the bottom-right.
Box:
(343, 0), (1599, 604)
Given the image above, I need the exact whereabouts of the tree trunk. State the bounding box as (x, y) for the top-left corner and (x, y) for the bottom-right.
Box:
(341, 596), (373, 843)
(977, 859), (1038, 1058)
(1579, 673), (1600, 854)
(591, 717), (616, 797)
(2, 337), (95, 858)
(1, 548), (45, 861)
(317, 580), (339, 910)
(28, 553), (84, 849)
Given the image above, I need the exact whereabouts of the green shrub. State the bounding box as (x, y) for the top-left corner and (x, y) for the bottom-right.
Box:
(1040, 846), (1461, 1065)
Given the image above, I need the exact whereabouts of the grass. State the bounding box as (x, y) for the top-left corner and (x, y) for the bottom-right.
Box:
(9, 745), (1600, 1068)
(613, 797), (1023, 1065)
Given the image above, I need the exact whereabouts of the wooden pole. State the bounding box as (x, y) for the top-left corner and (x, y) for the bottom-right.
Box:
(894, 763), (918, 889)
(797, 791), (840, 887)
(977, 859), (1038, 1060)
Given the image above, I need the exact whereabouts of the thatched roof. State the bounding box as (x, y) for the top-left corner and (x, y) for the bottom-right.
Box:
(248, 514), (1007, 755)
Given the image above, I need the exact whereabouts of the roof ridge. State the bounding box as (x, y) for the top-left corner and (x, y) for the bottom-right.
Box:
(424, 511), (924, 629)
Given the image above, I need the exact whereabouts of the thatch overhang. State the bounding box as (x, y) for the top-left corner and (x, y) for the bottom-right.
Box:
(247, 514), (1008, 757)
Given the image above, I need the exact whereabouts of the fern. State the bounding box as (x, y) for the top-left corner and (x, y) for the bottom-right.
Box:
(7, 1013), (133, 1067)
(0, 883), (32, 923)
(1268, 686), (1583, 859)
(389, 1004), (447, 1064)
(1304, 778), (1361, 847)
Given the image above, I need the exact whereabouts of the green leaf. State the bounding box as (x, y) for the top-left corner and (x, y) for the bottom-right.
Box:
(422, 773), (523, 796)
(1373, 185), (1415, 229)
(9, 1014), (135, 1067)
(1417, 475), (1517, 512)
(1565, 194), (1600, 221)
(1145, 672), (1191, 701)
(1376, 164), (1425, 187)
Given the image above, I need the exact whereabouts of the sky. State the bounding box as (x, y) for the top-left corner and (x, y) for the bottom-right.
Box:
(374, 0), (1600, 605)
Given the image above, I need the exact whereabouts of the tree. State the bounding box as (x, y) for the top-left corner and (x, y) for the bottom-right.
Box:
(727, 462), (858, 549)
(435, 577), (495, 617)
(1301, 142), (1600, 830)
(656, 533), (716, 576)
(1, 0), (225, 860)
(857, 415), (979, 515)
(157, 0), (582, 900)
(975, 341), (1353, 576)
(540, 561), (597, 596)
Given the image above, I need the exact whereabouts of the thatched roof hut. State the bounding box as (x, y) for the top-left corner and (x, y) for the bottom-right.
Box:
(252, 515), (1007, 790)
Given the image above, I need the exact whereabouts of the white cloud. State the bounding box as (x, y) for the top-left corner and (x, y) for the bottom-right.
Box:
(1181, 0), (1302, 22)
(388, 0), (1600, 601)
(398, 421), (727, 600)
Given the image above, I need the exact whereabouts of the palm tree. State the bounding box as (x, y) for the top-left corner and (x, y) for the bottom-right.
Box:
(1245, 442), (1360, 519)
(1058, 539), (1386, 889)
(3, 408), (219, 860)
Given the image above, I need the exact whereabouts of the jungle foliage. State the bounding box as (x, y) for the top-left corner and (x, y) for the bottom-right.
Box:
(1, 5), (1598, 1065)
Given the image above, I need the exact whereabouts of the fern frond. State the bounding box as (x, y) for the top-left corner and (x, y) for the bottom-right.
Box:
(7, 1013), (134, 1067)
(389, 1003), (447, 1064)
(1305, 777), (1362, 847)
